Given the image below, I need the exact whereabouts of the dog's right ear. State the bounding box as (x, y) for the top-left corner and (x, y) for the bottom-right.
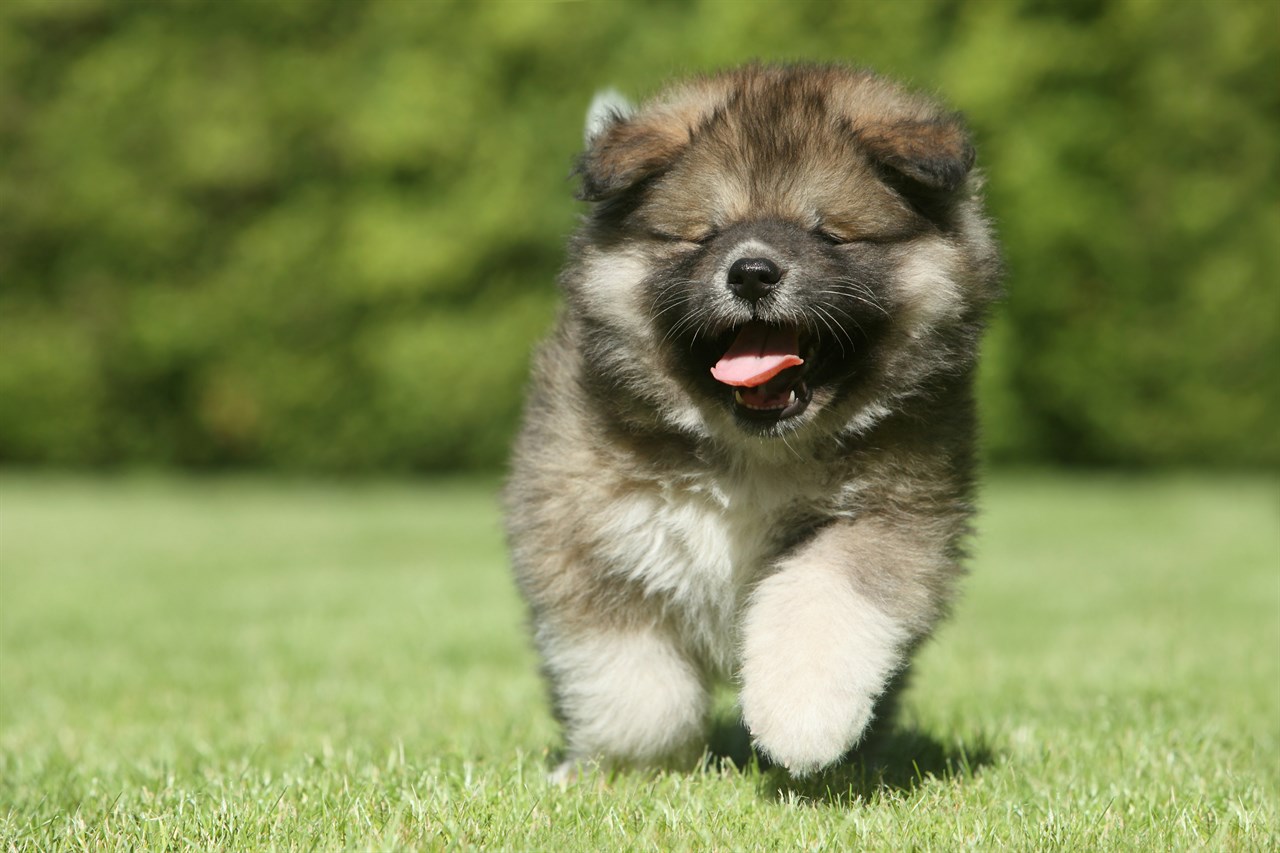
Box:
(576, 91), (689, 202)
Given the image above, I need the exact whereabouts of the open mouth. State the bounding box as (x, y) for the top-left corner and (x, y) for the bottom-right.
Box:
(710, 321), (815, 422)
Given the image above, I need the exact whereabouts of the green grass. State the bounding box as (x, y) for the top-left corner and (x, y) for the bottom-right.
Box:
(1, 473), (1277, 850)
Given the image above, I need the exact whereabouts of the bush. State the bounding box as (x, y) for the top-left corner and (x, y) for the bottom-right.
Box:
(0, 0), (1275, 470)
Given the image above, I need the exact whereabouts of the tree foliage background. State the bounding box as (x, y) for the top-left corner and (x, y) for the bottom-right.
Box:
(1, 0), (1275, 471)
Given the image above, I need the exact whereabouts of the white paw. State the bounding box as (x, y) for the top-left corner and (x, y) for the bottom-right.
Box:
(741, 681), (876, 776)
(541, 626), (708, 766)
(546, 760), (577, 785)
(739, 565), (906, 777)
(546, 758), (597, 785)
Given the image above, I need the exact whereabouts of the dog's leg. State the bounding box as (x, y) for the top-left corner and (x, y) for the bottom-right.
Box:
(739, 520), (949, 776)
(540, 623), (708, 777)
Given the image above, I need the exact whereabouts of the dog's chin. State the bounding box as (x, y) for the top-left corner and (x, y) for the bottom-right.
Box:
(718, 363), (816, 434)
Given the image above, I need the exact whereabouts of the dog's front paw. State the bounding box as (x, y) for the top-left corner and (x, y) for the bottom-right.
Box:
(739, 565), (907, 777)
(740, 680), (875, 776)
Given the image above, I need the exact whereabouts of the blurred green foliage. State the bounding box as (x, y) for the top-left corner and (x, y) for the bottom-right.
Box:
(0, 0), (1275, 471)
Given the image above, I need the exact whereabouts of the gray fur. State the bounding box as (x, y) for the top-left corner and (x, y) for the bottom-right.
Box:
(505, 64), (1001, 778)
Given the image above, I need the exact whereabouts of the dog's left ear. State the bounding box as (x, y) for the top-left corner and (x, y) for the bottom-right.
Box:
(577, 91), (690, 202)
(858, 115), (976, 194)
(584, 89), (634, 146)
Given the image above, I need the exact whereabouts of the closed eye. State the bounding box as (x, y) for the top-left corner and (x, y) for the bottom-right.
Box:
(816, 227), (916, 246)
(651, 229), (716, 245)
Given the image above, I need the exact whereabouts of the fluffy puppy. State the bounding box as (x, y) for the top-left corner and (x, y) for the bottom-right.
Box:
(505, 63), (1000, 778)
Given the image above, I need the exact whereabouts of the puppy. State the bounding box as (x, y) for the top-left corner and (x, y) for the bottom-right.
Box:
(505, 63), (1000, 778)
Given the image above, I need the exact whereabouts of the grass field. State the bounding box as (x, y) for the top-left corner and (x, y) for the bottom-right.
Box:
(1, 473), (1277, 850)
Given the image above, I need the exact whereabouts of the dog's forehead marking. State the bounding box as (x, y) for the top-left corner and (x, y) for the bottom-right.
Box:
(727, 238), (778, 260)
(714, 174), (813, 225)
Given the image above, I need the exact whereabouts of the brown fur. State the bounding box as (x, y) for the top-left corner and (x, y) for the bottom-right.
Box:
(506, 63), (1001, 777)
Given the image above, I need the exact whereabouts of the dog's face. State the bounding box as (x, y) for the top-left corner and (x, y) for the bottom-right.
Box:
(565, 66), (997, 440)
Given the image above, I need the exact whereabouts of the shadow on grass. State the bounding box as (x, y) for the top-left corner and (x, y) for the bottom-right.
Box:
(706, 715), (998, 806)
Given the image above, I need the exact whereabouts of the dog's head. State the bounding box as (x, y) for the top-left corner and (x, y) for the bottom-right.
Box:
(563, 65), (999, 442)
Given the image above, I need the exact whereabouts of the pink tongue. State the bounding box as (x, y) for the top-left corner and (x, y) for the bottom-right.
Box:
(710, 322), (804, 387)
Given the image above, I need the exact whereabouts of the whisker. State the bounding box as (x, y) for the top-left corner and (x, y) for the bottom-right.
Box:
(649, 295), (698, 324)
(662, 312), (701, 345)
(779, 431), (804, 462)
(813, 294), (882, 339)
(824, 300), (872, 342)
(810, 306), (846, 359)
(822, 302), (860, 353)
(823, 279), (890, 316)
(647, 280), (700, 310)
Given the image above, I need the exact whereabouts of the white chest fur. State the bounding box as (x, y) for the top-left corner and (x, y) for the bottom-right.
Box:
(594, 465), (811, 673)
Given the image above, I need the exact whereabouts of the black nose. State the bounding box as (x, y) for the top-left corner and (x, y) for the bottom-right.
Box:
(727, 257), (783, 302)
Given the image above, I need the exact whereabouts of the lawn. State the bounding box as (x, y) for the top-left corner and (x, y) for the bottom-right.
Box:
(1, 473), (1277, 850)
